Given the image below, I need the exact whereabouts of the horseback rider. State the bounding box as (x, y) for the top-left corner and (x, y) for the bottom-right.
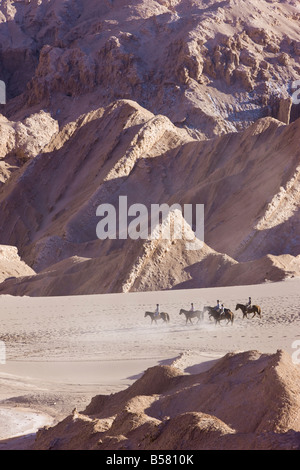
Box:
(214, 300), (221, 313)
(190, 303), (194, 312)
(154, 304), (160, 317)
(246, 297), (252, 312)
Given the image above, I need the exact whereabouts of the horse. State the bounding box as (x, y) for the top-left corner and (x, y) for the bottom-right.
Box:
(220, 309), (234, 325)
(203, 306), (234, 325)
(145, 311), (170, 324)
(235, 303), (262, 319)
(179, 308), (204, 325)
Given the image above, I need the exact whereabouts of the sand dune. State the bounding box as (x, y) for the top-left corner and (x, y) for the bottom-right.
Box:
(0, 0), (299, 452)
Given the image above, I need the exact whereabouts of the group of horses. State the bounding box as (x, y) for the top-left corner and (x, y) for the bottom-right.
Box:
(144, 303), (262, 326)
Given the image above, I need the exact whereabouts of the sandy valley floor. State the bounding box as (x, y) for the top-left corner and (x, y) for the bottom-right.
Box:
(0, 278), (299, 448)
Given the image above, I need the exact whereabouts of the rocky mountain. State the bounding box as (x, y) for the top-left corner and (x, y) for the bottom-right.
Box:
(0, 0), (299, 295)
(31, 350), (300, 450)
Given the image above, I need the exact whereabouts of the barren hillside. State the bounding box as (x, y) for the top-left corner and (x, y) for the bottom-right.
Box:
(0, 0), (299, 295)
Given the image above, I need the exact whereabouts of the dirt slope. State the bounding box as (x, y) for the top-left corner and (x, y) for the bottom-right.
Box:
(31, 350), (300, 450)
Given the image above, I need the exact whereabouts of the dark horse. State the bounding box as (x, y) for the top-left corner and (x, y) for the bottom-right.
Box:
(235, 303), (262, 319)
(203, 306), (234, 325)
(145, 311), (170, 324)
(179, 309), (204, 325)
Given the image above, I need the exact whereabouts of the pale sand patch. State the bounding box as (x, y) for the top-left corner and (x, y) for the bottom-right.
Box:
(0, 407), (54, 441)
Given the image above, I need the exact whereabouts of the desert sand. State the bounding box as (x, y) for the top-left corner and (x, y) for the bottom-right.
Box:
(0, 277), (299, 449)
